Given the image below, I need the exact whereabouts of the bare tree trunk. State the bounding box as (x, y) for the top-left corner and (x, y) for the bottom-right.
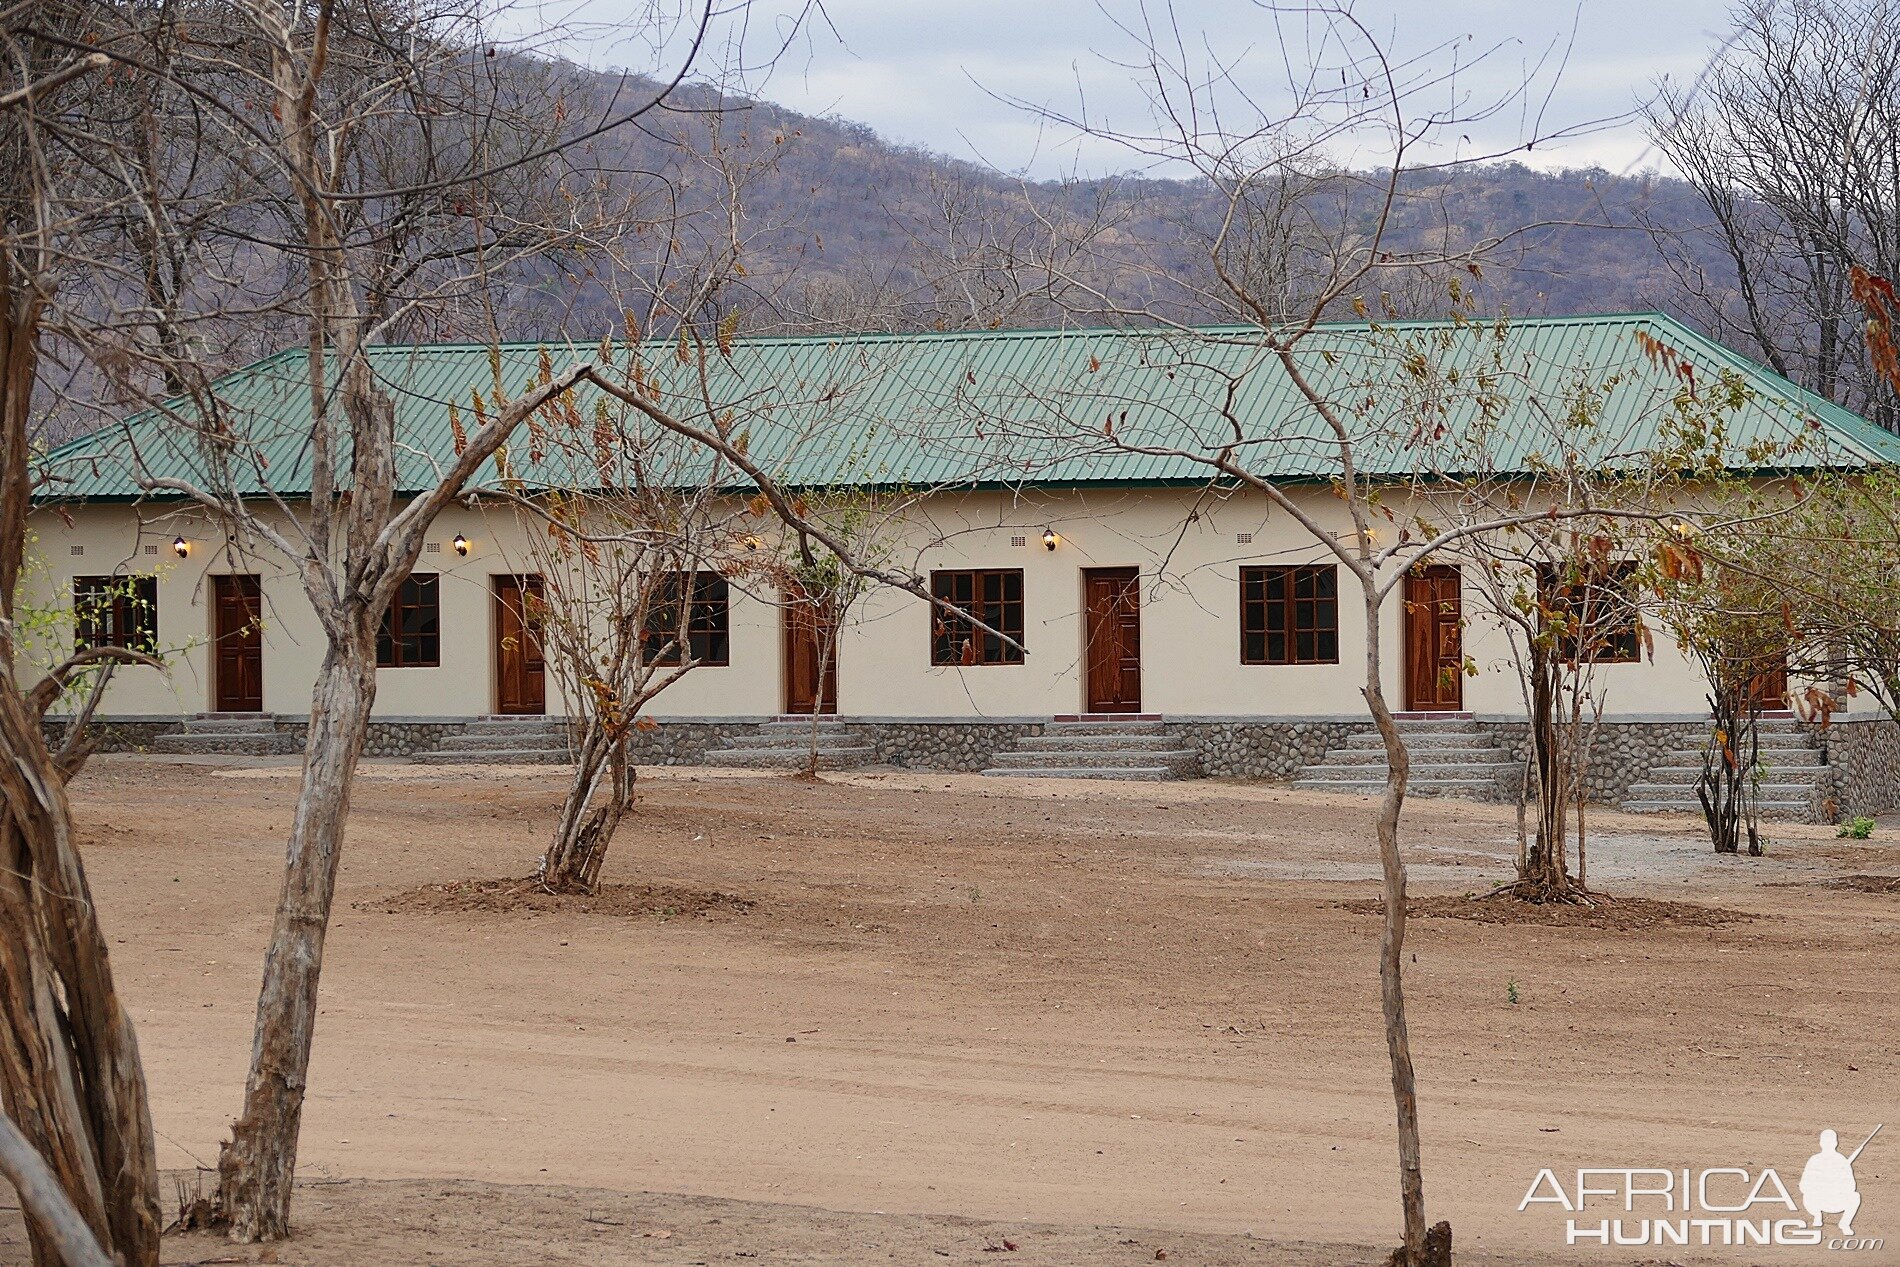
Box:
(0, 693), (163, 1267)
(540, 726), (633, 894)
(1361, 592), (1445, 1267)
(0, 1112), (114, 1267)
(0, 257), (161, 1267)
(1698, 686), (1762, 855)
(803, 626), (836, 778)
(1516, 650), (1581, 899)
(215, 641), (376, 1240)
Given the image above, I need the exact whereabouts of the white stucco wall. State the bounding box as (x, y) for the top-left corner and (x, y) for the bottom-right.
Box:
(20, 486), (1775, 723)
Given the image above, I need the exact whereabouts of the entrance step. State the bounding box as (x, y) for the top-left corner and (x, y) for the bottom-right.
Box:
(1620, 719), (1827, 820)
(704, 718), (876, 771)
(149, 714), (301, 756)
(414, 717), (573, 765)
(1291, 717), (1513, 801)
(979, 719), (1200, 781)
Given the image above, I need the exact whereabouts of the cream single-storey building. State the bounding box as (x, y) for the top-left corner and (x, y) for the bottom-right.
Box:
(25, 314), (1900, 818)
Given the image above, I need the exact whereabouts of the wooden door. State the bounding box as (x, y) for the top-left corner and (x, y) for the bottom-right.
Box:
(1403, 565), (1463, 711)
(1083, 567), (1142, 713)
(493, 574), (546, 716)
(1746, 658), (1789, 711)
(212, 574), (264, 713)
(783, 588), (838, 715)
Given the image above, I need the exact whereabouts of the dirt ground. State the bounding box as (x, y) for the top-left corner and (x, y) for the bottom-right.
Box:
(4, 757), (1897, 1266)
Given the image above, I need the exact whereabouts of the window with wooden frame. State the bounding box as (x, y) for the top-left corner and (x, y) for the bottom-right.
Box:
(73, 575), (158, 652)
(642, 571), (731, 666)
(1240, 565), (1338, 665)
(930, 568), (1024, 666)
(1537, 561), (1640, 664)
(376, 573), (440, 667)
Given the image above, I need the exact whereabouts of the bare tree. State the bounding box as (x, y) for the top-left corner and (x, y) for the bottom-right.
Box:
(30, 0), (765, 1240)
(1646, 0), (1900, 429)
(971, 8), (1672, 1260)
(0, 16), (162, 1267)
(493, 389), (757, 894)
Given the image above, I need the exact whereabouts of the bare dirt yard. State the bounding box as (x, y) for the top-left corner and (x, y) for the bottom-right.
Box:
(4, 757), (1896, 1266)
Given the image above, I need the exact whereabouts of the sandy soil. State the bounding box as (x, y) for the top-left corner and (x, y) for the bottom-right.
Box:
(4, 756), (1898, 1266)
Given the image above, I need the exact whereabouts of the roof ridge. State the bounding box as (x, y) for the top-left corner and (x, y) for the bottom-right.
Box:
(355, 311), (1681, 354)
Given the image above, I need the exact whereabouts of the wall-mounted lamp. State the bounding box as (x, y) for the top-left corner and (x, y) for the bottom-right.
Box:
(452, 534), (471, 556)
(743, 534), (762, 552)
(172, 536), (190, 558)
(1042, 527), (1059, 552)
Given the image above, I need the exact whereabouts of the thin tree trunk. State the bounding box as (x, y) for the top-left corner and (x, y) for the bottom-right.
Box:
(215, 641), (376, 1240)
(541, 724), (633, 894)
(1361, 590), (1444, 1267)
(804, 624), (835, 778)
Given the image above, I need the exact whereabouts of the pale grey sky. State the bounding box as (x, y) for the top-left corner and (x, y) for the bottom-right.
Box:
(495, 0), (1739, 178)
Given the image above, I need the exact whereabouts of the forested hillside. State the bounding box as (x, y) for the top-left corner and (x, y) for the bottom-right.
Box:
(523, 76), (1734, 338)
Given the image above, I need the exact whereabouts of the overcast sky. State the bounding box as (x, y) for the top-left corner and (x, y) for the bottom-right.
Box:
(498, 0), (1739, 179)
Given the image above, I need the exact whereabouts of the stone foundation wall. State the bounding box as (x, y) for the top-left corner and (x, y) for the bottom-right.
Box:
(623, 721), (754, 766)
(1815, 718), (1900, 820)
(851, 721), (1044, 771)
(51, 713), (1900, 819)
(40, 717), (175, 753)
(1478, 720), (1712, 807)
(1170, 719), (1363, 780)
(272, 718), (467, 757)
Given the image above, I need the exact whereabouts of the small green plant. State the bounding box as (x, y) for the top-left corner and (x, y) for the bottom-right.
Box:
(1506, 979), (1520, 1006)
(1838, 816), (1877, 840)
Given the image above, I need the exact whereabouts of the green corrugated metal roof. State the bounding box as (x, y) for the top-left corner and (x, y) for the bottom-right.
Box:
(33, 313), (1900, 502)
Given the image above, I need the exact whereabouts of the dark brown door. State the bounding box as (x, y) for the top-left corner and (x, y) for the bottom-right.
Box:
(1083, 567), (1142, 713)
(1747, 658), (1790, 710)
(783, 587), (838, 715)
(212, 574), (264, 713)
(1403, 565), (1463, 711)
(493, 574), (546, 715)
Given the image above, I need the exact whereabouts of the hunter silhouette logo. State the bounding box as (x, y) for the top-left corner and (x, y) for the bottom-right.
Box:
(1518, 1123), (1885, 1251)
(1801, 1126), (1878, 1237)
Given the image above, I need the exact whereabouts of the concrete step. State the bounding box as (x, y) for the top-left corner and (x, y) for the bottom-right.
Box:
(1626, 780), (1818, 801)
(1293, 775), (1508, 798)
(149, 731), (302, 755)
(176, 714), (278, 733)
(1343, 731), (1487, 750)
(723, 732), (862, 751)
(1298, 759), (1516, 779)
(433, 732), (572, 752)
(712, 746), (877, 770)
(1387, 718), (1482, 733)
(1323, 746), (1507, 766)
(1010, 733), (1186, 753)
(979, 765), (1176, 781)
(458, 720), (569, 736)
(1632, 765), (1824, 787)
(1039, 721), (1169, 737)
(1621, 799), (1815, 818)
(418, 747), (573, 765)
(987, 748), (1197, 771)
(1654, 737), (1817, 756)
